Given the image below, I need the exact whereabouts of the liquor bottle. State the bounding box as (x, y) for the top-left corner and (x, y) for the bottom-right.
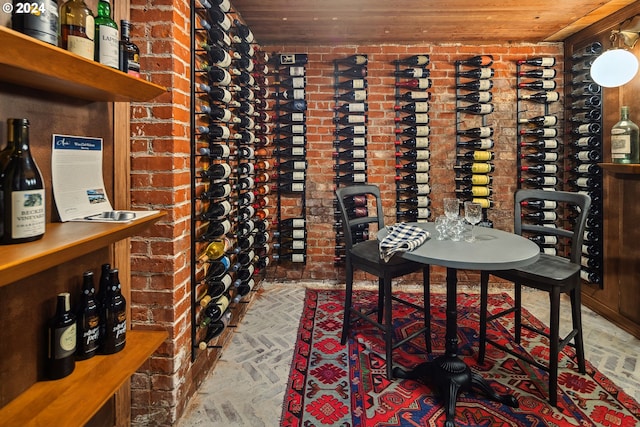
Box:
(233, 18), (254, 42)
(518, 57), (556, 66)
(335, 90), (367, 102)
(518, 115), (558, 127)
(201, 219), (232, 240)
(457, 91), (492, 103)
(101, 269), (126, 354)
(520, 164), (558, 174)
(572, 123), (601, 135)
(396, 55), (429, 65)
(519, 92), (560, 103)
(334, 65), (367, 77)
(396, 137), (429, 149)
(59, 0), (95, 60)
(453, 162), (495, 174)
(456, 150), (494, 161)
(270, 53), (308, 65)
(457, 79), (493, 91)
(456, 103), (494, 115)
(518, 68), (556, 79)
(457, 138), (494, 149)
(399, 91), (432, 101)
(0, 118), (45, 244)
(518, 80), (556, 90)
(519, 127), (558, 138)
(457, 126), (493, 138)
(76, 271), (100, 360)
(94, 0), (118, 68)
(47, 292), (76, 379)
(394, 68), (430, 78)
(457, 55), (493, 66)
(611, 106), (640, 164)
(11, 0), (59, 46)
(395, 78), (431, 89)
(200, 183), (231, 199)
(337, 79), (367, 90)
(396, 125), (430, 137)
(457, 67), (494, 79)
(521, 151), (558, 162)
(118, 20), (140, 77)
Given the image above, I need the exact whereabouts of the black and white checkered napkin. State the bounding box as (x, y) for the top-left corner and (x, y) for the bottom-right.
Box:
(379, 222), (430, 262)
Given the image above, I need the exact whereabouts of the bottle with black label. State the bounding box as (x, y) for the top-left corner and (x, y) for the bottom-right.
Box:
(76, 271), (100, 360)
(101, 268), (127, 354)
(0, 118), (45, 245)
(47, 293), (76, 379)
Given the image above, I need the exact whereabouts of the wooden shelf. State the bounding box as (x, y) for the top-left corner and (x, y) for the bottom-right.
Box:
(600, 163), (640, 175)
(0, 330), (167, 427)
(0, 26), (167, 102)
(0, 211), (166, 288)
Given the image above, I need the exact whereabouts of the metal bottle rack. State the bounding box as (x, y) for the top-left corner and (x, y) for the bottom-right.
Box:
(515, 56), (563, 255)
(332, 54), (368, 265)
(566, 42), (604, 287)
(454, 55), (495, 222)
(272, 53), (308, 264)
(189, 0), (271, 361)
(393, 54), (431, 223)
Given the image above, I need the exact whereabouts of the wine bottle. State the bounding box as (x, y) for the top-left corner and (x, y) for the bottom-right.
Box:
(270, 53), (308, 65)
(273, 146), (306, 158)
(457, 126), (493, 138)
(395, 102), (429, 113)
(581, 255), (601, 270)
(521, 151), (558, 162)
(200, 183), (231, 200)
(518, 57), (556, 66)
(571, 42), (603, 59)
(570, 96), (601, 110)
(197, 83), (232, 103)
(278, 66), (305, 76)
(94, 0), (119, 68)
(520, 176), (558, 187)
(76, 271), (100, 360)
(396, 160), (430, 172)
(334, 103), (367, 114)
(0, 118), (46, 244)
(59, 0), (95, 60)
(396, 125), (430, 137)
(334, 115), (367, 125)
(274, 239), (306, 250)
(568, 176), (601, 189)
(11, 0), (59, 46)
(399, 91), (432, 101)
(274, 112), (305, 123)
(199, 105), (233, 122)
(335, 90), (367, 102)
(396, 183), (431, 195)
(519, 92), (560, 103)
(455, 186), (492, 198)
(101, 269), (126, 354)
(395, 114), (429, 125)
(333, 148), (366, 160)
(276, 159), (307, 171)
(333, 161), (366, 171)
(394, 172), (429, 184)
(457, 79), (493, 91)
(457, 67), (494, 79)
(570, 83), (601, 97)
(201, 219), (232, 240)
(571, 110), (602, 123)
(200, 0), (230, 13)
(199, 42), (234, 68)
(395, 137), (429, 149)
(337, 79), (367, 90)
(518, 68), (556, 79)
(523, 211), (557, 222)
(518, 115), (557, 127)
(334, 65), (367, 77)
(572, 150), (601, 162)
(47, 292), (77, 379)
(202, 65), (232, 85)
(273, 253), (306, 263)
(457, 91), (492, 103)
(457, 138), (494, 149)
(457, 55), (494, 66)
(519, 127), (558, 138)
(275, 182), (304, 193)
(276, 124), (306, 135)
(200, 163), (231, 180)
(201, 200), (232, 221)
(453, 162), (495, 174)
(611, 106), (640, 164)
(276, 99), (308, 112)
(571, 163), (601, 175)
(581, 244), (601, 257)
(454, 174), (492, 185)
(200, 293), (230, 327)
(529, 235), (558, 245)
(395, 55), (429, 65)
(396, 149), (430, 160)
(273, 76), (306, 89)
(396, 196), (430, 207)
(572, 123), (601, 135)
(198, 239), (228, 263)
(394, 68), (430, 78)
(395, 78), (431, 89)
(397, 208), (430, 219)
(456, 150), (494, 161)
(335, 54), (368, 65)
(456, 103), (494, 115)
(199, 274), (233, 308)
(520, 164), (558, 174)
(335, 173), (367, 184)
(205, 7), (231, 31)
(233, 278), (255, 303)
(518, 80), (556, 90)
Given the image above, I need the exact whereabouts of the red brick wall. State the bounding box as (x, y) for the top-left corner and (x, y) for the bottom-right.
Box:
(125, 8), (563, 421)
(263, 43), (564, 285)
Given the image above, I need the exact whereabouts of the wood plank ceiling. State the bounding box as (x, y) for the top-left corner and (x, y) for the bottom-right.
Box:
(230, 0), (638, 45)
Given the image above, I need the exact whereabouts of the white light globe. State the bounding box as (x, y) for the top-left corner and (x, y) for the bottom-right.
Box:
(590, 49), (639, 87)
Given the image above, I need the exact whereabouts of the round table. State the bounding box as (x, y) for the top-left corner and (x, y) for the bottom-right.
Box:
(378, 222), (540, 427)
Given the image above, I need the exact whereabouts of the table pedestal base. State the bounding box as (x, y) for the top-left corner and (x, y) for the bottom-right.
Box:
(394, 355), (518, 427)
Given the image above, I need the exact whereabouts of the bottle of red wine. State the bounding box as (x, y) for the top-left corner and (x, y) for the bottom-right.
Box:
(394, 68), (430, 78)
(518, 80), (556, 90)
(47, 292), (76, 379)
(76, 271), (100, 360)
(0, 118), (46, 244)
(518, 68), (556, 79)
(395, 114), (429, 125)
(517, 57), (556, 67)
(519, 91), (560, 103)
(101, 269), (127, 354)
(395, 78), (431, 89)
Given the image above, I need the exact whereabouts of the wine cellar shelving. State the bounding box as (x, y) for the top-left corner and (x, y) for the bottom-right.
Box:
(566, 42), (605, 287)
(189, 0), (271, 360)
(332, 54), (369, 265)
(454, 55), (495, 223)
(393, 54), (432, 222)
(515, 56), (563, 255)
(272, 53), (309, 264)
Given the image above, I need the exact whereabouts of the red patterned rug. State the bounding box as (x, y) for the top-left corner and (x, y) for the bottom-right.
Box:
(281, 288), (640, 427)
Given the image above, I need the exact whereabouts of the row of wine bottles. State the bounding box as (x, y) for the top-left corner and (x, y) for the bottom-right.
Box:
(394, 55), (431, 222)
(454, 55), (494, 213)
(47, 264), (126, 380)
(271, 55), (308, 263)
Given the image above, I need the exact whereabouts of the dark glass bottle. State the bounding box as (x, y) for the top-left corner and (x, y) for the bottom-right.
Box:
(76, 271), (100, 360)
(101, 269), (127, 354)
(457, 67), (494, 79)
(47, 292), (76, 379)
(457, 55), (493, 66)
(456, 103), (494, 115)
(394, 68), (430, 78)
(457, 126), (493, 138)
(0, 118), (45, 244)
(395, 55), (429, 66)
(395, 102), (429, 113)
(94, 0), (119, 68)
(118, 20), (140, 77)
(457, 79), (493, 91)
(517, 68), (556, 79)
(457, 91), (492, 103)
(11, 0), (59, 46)
(517, 57), (556, 66)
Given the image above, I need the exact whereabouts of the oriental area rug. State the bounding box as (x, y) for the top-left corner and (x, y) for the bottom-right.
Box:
(281, 289), (640, 427)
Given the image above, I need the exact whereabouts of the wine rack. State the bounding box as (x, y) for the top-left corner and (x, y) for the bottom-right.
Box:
(454, 55), (495, 223)
(272, 53), (309, 264)
(393, 54), (432, 222)
(332, 54), (369, 265)
(189, 0), (271, 360)
(515, 56), (563, 255)
(567, 41), (604, 287)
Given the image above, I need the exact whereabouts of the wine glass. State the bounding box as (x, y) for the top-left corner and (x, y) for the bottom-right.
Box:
(464, 202), (482, 242)
(443, 198), (459, 220)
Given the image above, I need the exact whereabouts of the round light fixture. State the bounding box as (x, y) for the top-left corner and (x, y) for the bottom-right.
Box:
(590, 49), (639, 87)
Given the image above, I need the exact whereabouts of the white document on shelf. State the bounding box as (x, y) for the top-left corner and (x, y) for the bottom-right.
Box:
(51, 134), (158, 223)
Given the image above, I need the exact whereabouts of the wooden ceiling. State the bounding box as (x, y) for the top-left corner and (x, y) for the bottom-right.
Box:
(230, 0), (638, 45)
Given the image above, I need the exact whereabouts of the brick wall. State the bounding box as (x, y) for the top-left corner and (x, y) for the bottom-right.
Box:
(124, 8), (564, 422)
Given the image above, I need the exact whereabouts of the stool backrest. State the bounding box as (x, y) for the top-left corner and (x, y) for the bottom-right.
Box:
(335, 184), (385, 251)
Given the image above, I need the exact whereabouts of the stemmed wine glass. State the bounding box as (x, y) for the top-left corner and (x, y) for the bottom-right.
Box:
(464, 201), (482, 242)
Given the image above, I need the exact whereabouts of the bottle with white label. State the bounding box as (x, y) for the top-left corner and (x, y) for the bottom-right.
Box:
(0, 118), (46, 244)
(611, 106), (640, 164)
(94, 0), (119, 68)
(59, 0), (95, 60)
(48, 293), (77, 379)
